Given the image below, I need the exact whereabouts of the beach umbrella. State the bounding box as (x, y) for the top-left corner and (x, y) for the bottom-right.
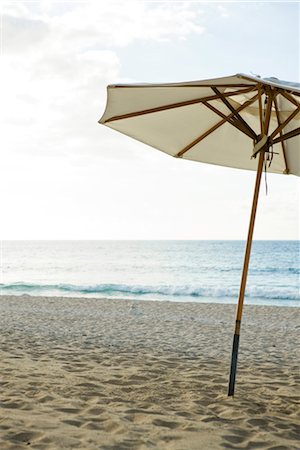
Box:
(99, 74), (300, 396)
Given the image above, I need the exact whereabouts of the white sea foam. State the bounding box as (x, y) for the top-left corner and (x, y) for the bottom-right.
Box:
(1, 240), (299, 306)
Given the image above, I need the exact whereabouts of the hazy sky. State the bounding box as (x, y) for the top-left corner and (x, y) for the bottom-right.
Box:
(2, 1), (299, 239)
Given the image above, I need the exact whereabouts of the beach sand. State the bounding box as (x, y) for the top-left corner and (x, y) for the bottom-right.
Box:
(0, 295), (299, 450)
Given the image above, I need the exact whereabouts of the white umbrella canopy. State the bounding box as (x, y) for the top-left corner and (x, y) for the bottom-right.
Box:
(100, 74), (300, 176)
(99, 73), (300, 396)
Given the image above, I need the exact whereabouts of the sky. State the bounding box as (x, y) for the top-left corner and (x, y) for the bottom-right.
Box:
(1, 0), (300, 240)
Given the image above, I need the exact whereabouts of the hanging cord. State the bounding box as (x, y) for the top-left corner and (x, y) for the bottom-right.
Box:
(262, 95), (277, 195)
(252, 95), (277, 194)
(267, 142), (274, 168)
(264, 142), (275, 196)
(264, 153), (268, 195)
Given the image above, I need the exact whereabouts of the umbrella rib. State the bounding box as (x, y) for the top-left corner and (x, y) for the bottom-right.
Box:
(175, 92), (259, 158)
(269, 104), (300, 140)
(103, 87), (257, 123)
(273, 97), (289, 173)
(277, 90), (300, 107)
(258, 84), (264, 133)
(201, 102), (255, 139)
(211, 87), (258, 140)
(272, 126), (300, 145)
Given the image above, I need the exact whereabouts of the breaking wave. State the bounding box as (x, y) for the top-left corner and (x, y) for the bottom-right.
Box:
(1, 282), (299, 301)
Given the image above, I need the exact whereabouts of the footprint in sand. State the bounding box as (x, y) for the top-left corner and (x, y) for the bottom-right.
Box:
(152, 418), (180, 429)
(4, 430), (41, 446)
(62, 419), (83, 428)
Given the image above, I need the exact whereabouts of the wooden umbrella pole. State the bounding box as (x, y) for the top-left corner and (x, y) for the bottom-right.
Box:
(228, 147), (267, 396)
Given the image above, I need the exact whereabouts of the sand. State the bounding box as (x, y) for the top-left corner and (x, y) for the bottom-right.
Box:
(0, 295), (299, 450)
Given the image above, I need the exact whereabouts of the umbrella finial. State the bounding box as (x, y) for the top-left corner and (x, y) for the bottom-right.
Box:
(250, 71), (261, 78)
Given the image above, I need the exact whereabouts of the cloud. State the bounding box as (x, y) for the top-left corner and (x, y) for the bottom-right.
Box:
(50, 2), (205, 47)
(2, 1), (205, 160)
(4, 2), (205, 53)
(216, 4), (231, 19)
(3, 14), (49, 54)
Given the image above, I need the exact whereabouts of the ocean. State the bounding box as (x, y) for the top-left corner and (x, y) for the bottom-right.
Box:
(1, 240), (299, 307)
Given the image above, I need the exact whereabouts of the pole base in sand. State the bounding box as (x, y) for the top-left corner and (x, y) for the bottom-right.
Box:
(228, 333), (240, 396)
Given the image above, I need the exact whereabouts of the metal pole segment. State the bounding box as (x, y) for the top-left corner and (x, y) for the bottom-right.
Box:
(228, 148), (266, 396)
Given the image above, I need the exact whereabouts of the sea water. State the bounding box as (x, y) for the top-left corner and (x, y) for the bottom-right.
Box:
(1, 240), (299, 307)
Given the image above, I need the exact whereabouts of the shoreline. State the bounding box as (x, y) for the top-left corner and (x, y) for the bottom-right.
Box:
(1, 292), (299, 308)
(1, 295), (299, 449)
